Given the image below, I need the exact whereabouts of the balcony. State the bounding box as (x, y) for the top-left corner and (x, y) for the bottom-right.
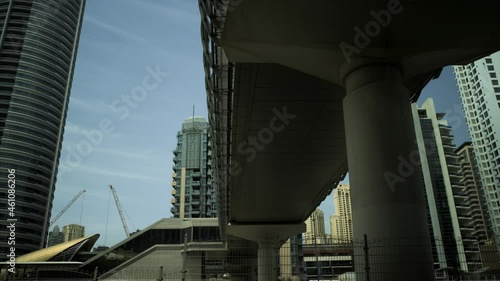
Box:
(192, 181), (200, 186)
(171, 189), (176, 195)
(192, 172), (201, 178)
(172, 181), (177, 187)
(171, 198), (176, 204)
(172, 172), (177, 178)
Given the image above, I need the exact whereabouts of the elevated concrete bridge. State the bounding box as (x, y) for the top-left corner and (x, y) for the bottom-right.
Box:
(199, 0), (500, 280)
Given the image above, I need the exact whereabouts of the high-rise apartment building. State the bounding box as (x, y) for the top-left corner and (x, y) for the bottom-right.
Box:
(330, 184), (353, 242)
(0, 0), (86, 256)
(47, 225), (64, 247)
(62, 224), (85, 242)
(412, 98), (477, 272)
(456, 142), (493, 243)
(304, 209), (325, 244)
(454, 52), (500, 247)
(171, 116), (215, 218)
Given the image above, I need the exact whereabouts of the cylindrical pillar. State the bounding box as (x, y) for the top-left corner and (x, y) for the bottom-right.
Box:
(342, 63), (434, 280)
(258, 240), (276, 281)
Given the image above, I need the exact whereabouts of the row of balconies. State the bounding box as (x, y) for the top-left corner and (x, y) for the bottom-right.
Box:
(170, 196), (203, 206)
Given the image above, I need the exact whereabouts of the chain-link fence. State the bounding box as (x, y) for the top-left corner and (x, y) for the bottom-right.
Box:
(1, 235), (499, 280)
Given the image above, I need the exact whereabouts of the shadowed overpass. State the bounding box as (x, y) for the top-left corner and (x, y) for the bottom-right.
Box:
(199, 1), (500, 280)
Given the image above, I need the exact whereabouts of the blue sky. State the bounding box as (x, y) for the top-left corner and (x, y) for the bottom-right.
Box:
(52, 0), (471, 245)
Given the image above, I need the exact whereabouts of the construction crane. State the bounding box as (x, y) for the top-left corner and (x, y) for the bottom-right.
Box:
(49, 189), (86, 227)
(109, 185), (130, 238)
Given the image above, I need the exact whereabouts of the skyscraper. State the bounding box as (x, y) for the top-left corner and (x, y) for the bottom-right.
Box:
(304, 209), (325, 244)
(412, 98), (476, 272)
(47, 225), (64, 247)
(456, 142), (493, 243)
(453, 52), (500, 247)
(62, 224), (84, 242)
(330, 184), (353, 242)
(0, 0), (86, 256)
(171, 116), (215, 218)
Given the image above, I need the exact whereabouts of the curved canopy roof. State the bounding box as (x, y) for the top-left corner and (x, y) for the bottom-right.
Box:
(15, 234), (99, 262)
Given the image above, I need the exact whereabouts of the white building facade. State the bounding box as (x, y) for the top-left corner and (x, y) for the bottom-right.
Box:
(454, 52), (500, 245)
(330, 184), (353, 242)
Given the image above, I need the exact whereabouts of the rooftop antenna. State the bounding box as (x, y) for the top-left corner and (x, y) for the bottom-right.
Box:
(192, 104), (195, 123)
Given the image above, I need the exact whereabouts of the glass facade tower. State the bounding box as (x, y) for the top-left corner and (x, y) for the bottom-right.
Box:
(171, 116), (216, 218)
(412, 98), (477, 272)
(0, 0), (86, 256)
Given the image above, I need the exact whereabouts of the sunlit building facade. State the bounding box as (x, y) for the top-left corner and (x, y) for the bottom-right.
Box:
(62, 224), (85, 242)
(454, 53), (500, 248)
(330, 184), (353, 242)
(304, 209), (326, 244)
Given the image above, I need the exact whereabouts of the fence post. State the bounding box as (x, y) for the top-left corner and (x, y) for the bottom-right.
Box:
(364, 234), (370, 281)
(92, 266), (99, 281)
(158, 265), (164, 281)
(182, 233), (188, 281)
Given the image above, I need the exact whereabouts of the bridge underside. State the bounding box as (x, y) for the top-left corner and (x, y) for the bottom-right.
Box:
(199, 0), (500, 279)
(222, 0), (500, 85)
(230, 63), (347, 224)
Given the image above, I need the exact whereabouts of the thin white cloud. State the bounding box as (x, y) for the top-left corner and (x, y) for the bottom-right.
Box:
(84, 16), (148, 44)
(127, 0), (198, 23)
(69, 96), (113, 114)
(64, 122), (86, 135)
(77, 164), (165, 183)
(63, 122), (125, 139)
(83, 15), (171, 56)
(92, 147), (151, 160)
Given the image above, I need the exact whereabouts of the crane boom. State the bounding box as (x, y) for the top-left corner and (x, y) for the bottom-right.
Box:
(109, 185), (130, 237)
(49, 189), (86, 227)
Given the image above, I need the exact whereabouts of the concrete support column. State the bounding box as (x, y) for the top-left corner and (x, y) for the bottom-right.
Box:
(227, 223), (305, 281)
(258, 240), (276, 281)
(341, 62), (434, 280)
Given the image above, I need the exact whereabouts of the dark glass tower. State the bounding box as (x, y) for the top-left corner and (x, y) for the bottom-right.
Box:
(0, 0), (86, 256)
